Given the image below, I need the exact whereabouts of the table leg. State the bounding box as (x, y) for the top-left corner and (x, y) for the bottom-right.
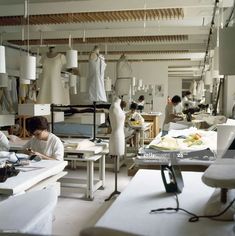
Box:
(140, 129), (144, 147)
(99, 154), (105, 188)
(86, 161), (94, 200)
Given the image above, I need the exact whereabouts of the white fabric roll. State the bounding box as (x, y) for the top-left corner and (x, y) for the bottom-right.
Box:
(66, 49), (78, 68)
(20, 55), (36, 80)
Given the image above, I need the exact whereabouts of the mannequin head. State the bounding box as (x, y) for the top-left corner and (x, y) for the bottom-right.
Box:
(93, 45), (100, 54)
(120, 53), (126, 60)
(47, 46), (58, 58)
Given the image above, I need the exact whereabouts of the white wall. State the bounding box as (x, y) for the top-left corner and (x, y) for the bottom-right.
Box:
(168, 77), (182, 98)
(223, 75), (235, 117)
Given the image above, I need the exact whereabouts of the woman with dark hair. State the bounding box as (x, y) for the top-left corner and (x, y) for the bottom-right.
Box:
(163, 95), (184, 131)
(24, 116), (64, 161)
(137, 95), (145, 112)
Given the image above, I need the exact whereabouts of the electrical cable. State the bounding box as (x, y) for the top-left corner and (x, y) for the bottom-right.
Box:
(150, 192), (235, 222)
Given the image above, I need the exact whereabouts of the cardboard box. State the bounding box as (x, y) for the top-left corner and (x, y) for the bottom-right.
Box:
(18, 104), (50, 116)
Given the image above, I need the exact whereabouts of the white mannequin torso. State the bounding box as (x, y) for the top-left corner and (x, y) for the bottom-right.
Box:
(109, 98), (125, 156)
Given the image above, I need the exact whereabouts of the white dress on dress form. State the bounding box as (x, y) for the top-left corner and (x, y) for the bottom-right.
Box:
(109, 98), (125, 156)
(87, 54), (107, 102)
(37, 54), (69, 105)
(115, 57), (132, 96)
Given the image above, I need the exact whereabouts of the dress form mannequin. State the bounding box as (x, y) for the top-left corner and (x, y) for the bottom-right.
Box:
(116, 54), (132, 78)
(87, 45), (107, 102)
(115, 54), (132, 97)
(109, 97), (125, 156)
(37, 47), (69, 104)
(105, 97), (125, 201)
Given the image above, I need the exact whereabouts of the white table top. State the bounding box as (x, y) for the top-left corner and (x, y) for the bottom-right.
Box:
(0, 160), (67, 195)
(10, 138), (108, 155)
(96, 170), (233, 236)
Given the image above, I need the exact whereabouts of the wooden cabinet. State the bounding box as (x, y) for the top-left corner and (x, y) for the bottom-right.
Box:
(142, 114), (160, 138)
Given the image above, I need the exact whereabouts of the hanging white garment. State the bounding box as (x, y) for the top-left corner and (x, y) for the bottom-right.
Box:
(87, 54), (107, 102)
(2, 76), (18, 113)
(189, 80), (197, 97)
(196, 80), (205, 101)
(109, 98), (125, 156)
(116, 57), (132, 78)
(37, 54), (69, 105)
(115, 56), (132, 96)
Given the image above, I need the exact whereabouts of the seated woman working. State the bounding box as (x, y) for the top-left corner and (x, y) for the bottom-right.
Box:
(24, 116), (64, 161)
(125, 103), (144, 148)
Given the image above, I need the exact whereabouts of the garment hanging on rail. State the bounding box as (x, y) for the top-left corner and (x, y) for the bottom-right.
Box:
(87, 54), (107, 102)
(37, 54), (69, 105)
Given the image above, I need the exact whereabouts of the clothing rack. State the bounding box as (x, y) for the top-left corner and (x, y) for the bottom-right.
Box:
(50, 103), (110, 141)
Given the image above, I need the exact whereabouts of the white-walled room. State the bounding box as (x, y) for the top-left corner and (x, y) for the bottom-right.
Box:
(0, 0), (235, 235)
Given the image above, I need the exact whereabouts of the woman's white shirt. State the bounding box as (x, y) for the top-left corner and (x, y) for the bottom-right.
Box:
(24, 133), (64, 161)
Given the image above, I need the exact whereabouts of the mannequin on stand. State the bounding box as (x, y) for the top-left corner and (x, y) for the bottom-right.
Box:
(105, 97), (125, 201)
(37, 47), (69, 105)
(87, 45), (107, 103)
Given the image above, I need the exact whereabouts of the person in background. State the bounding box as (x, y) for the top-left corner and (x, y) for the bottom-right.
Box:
(163, 95), (184, 132)
(167, 96), (171, 104)
(137, 95), (145, 112)
(0, 131), (9, 151)
(125, 103), (144, 125)
(120, 100), (127, 111)
(24, 116), (64, 161)
(125, 102), (144, 148)
(182, 91), (194, 110)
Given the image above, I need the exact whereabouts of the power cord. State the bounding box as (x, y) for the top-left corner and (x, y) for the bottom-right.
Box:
(150, 193), (235, 222)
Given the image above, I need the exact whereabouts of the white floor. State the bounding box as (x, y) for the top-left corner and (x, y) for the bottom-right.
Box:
(52, 164), (132, 236)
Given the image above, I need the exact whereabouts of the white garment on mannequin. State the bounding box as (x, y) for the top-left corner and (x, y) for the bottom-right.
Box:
(109, 98), (125, 156)
(115, 55), (132, 96)
(87, 53), (107, 102)
(37, 53), (69, 105)
(116, 55), (132, 78)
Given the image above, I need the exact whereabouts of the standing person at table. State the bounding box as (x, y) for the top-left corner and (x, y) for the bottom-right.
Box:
(163, 95), (184, 132)
(24, 116), (64, 161)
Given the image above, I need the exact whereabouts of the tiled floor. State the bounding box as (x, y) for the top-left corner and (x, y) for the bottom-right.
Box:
(52, 165), (132, 236)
